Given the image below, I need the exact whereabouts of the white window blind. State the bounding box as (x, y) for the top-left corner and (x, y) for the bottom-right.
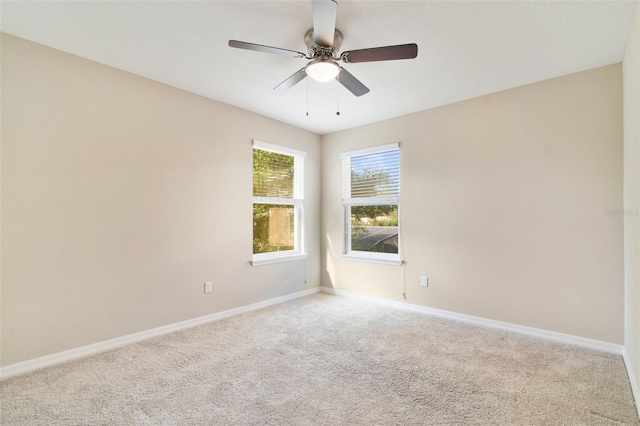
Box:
(342, 143), (400, 204)
(253, 140), (304, 204)
(253, 150), (294, 197)
(348, 149), (400, 199)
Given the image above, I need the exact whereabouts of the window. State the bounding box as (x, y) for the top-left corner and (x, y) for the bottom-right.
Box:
(252, 140), (306, 266)
(341, 143), (401, 265)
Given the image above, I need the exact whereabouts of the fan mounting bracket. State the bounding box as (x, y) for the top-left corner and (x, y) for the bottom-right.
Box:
(304, 28), (343, 59)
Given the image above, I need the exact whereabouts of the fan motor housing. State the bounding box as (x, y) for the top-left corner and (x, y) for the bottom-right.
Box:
(304, 29), (343, 58)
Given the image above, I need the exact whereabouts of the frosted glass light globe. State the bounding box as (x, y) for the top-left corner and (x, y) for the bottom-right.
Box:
(305, 59), (340, 82)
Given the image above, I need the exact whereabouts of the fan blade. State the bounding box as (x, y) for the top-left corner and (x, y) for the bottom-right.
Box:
(341, 43), (418, 63)
(312, 0), (338, 47)
(275, 68), (308, 91)
(228, 40), (306, 58)
(337, 67), (370, 97)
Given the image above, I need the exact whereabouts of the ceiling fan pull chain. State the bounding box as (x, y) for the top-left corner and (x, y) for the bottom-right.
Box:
(336, 80), (340, 116)
(306, 79), (309, 117)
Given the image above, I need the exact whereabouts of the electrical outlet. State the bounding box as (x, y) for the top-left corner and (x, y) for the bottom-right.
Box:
(204, 281), (212, 293)
(420, 276), (428, 287)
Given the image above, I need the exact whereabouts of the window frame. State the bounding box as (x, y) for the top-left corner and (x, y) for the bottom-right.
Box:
(251, 140), (306, 266)
(341, 143), (402, 266)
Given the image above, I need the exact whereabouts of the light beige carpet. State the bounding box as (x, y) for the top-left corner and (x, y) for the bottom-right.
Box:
(1, 293), (638, 425)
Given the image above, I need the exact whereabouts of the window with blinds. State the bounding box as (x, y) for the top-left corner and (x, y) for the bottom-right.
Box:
(252, 140), (306, 265)
(341, 143), (401, 265)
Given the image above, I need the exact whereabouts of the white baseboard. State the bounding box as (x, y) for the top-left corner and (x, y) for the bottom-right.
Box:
(0, 287), (321, 380)
(623, 348), (640, 420)
(321, 287), (624, 355)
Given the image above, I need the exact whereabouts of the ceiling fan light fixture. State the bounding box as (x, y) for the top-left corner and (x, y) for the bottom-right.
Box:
(305, 59), (340, 82)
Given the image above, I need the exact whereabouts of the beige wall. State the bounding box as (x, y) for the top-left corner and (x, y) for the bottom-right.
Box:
(624, 0), (640, 405)
(322, 64), (624, 344)
(0, 34), (321, 366)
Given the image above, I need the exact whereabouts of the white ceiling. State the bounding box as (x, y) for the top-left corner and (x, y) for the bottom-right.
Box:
(1, 1), (637, 135)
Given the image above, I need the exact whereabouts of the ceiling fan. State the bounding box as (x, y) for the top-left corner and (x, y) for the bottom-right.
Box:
(228, 0), (418, 97)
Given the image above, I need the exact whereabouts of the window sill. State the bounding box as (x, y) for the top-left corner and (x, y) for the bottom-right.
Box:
(251, 254), (307, 266)
(341, 254), (403, 266)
